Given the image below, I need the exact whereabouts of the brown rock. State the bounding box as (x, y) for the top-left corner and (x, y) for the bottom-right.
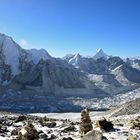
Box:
(127, 135), (137, 140)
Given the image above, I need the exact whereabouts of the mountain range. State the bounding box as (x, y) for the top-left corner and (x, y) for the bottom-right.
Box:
(0, 33), (140, 112)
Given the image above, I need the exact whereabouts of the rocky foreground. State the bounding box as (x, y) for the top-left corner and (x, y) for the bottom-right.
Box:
(0, 111), (140, 140)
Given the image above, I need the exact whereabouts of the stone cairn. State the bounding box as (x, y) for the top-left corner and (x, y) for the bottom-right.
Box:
(79, 108), (93, 137)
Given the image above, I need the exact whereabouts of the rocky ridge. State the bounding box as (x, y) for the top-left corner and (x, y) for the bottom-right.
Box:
(1, 33), (140, 112)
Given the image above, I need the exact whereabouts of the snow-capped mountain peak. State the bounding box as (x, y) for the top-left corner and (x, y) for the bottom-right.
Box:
(93, 48), (108, 60)
(73, 53), (81, 59)
(27, 48), (51, 64)
(62, 54), (74, 60)
(68, 53), (82, 65)
(97, 48), (104, 53)
(0, 33), (53, 85)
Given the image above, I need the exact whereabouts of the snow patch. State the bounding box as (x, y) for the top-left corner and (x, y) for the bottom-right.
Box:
(2, 36), (19, 75)
(112, 64), (123, 71)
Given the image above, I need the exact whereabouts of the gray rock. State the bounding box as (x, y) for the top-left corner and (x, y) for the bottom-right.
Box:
(62, 137), (74, 140)
(39, 133), (48, 139)
(61, 125), (76, 133)
(46, 122), (57, 128)
(82, 130), (103, 140)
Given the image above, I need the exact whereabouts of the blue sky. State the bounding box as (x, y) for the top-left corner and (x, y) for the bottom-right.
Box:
(0, 0), (140, 57)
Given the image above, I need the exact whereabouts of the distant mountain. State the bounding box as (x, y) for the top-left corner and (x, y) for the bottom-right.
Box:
(27, 48), (51, 64)
(0, 33), (140, 112)
(0, 33), (90, 93)
(93, 48), (108, 60)
(0, 33), (51, 86)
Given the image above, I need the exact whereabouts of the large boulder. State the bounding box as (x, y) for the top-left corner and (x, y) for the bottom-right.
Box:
(82, 130), (103, 140)
(96, 118), (114, 132)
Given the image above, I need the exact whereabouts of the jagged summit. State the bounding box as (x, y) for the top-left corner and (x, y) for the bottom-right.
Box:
(27, 48), (51, 64)
(0, 33), (51, 66)
(63, 53), (81, 59)
(63, 48), (108, 61)
(68, 53), (82, 66)
(97, 48), (104, 53)
(73, 53), (81, 59)
(93, 48), (108, 60)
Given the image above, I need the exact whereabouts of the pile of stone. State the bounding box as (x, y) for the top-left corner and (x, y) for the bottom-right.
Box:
(128, 116), (140, 130)
(96, 118), (114, 132)
(79, 108), (93, 137)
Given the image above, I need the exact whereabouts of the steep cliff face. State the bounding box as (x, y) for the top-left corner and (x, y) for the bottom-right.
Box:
(42, 59), (86, 95)
(10, 58), (88, 95)
(0, 33), (51, 86)
(0, 33), (20, 85)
